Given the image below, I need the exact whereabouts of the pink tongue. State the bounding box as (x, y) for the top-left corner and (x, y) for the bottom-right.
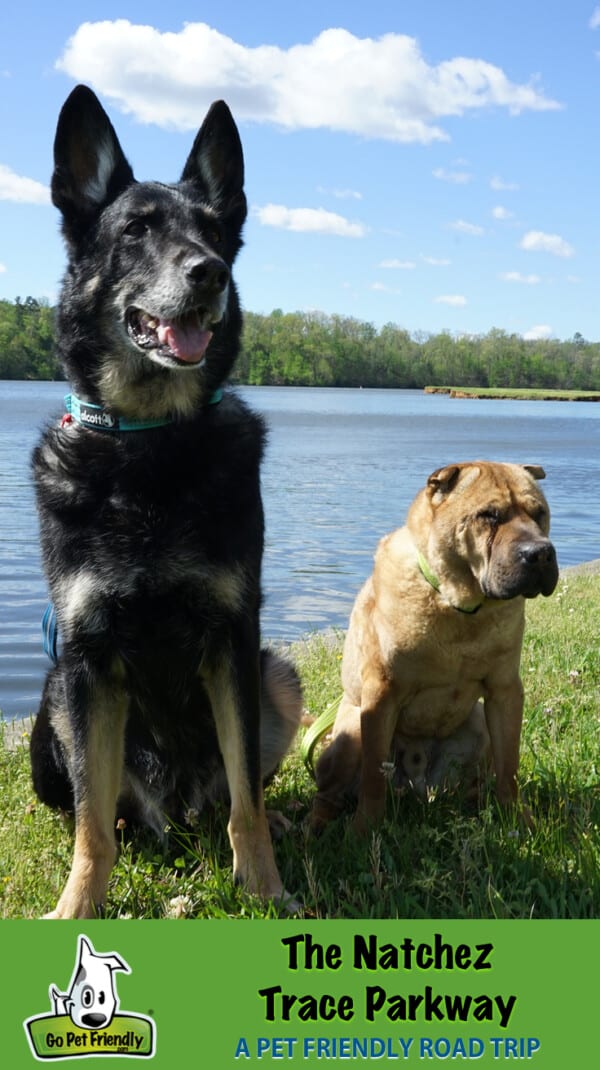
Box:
(156, 320), (213, 363)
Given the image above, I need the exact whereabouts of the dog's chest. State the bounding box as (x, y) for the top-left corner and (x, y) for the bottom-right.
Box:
(399, 682), (482, 737)
(391, 615), (522, 737)
(36, 414), (265, 652)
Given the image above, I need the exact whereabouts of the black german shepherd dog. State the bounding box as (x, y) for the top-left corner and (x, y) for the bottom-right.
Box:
(30, 86), (302, 918)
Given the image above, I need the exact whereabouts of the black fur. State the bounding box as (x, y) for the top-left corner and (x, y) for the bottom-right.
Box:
(30, 86), (301, 916)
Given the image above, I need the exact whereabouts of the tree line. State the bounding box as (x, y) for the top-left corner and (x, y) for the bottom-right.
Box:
(0, 298), (57, 380)
(1, 298), (599, 391)
(234, 310), (600, 390)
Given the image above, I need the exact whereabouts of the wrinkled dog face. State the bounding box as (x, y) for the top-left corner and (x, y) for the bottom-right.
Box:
(427, 462), (559, 600)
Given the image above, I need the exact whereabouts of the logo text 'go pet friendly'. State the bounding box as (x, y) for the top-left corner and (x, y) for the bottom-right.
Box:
(24, 935), (156, 1060)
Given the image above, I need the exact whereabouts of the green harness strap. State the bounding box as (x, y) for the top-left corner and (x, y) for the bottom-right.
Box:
(417, 550), (484, 614)
(300, 696), (341, 778)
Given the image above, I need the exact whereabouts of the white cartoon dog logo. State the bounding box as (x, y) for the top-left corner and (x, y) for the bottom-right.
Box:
(50, 936), (130, 1030)
(24, 934), (156, 1060)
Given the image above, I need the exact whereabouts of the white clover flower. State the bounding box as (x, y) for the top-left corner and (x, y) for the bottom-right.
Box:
(168, 895), (193, 919)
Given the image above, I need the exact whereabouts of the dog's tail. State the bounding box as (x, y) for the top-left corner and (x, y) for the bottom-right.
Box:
(260, 651), (303, 777)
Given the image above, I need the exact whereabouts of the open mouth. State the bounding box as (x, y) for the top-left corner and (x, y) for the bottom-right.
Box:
(126, 307), (214, 365)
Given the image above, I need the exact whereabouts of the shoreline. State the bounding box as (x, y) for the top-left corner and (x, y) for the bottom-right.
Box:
(425, 386), (600, 402)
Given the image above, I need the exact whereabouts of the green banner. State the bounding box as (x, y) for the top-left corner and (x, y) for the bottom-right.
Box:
(1, 920), (596, 1066)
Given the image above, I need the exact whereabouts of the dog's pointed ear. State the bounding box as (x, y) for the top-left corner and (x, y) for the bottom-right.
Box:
(426, 465), (461, 497)
(181, 100), (246, 215)
(52, 85), (134, 236)
(523, 464), (546, 481)
(104, 953), (130, 975)
(77, 935), (95, 966)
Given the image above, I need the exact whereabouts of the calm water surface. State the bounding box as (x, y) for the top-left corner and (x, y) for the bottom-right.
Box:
(1, 381), (599, 718)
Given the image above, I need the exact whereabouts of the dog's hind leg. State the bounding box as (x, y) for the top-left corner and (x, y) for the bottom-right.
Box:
(311, 695), (362, 830)
(30, 670), (74, 812)
(45, 673), (128, 920)
(204, 640), (293, 906)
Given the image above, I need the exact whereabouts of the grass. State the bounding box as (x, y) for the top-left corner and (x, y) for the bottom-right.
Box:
(425, 385), (600, 401)
(1, 571), (598, 920)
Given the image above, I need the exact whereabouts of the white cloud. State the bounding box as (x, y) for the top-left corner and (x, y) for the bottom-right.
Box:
(0, 164), (50, 204)
(500, 271), (541, 284)
(318, 186), (363, 200)
(56, 21), (561, 143)
(448, 219), (485, 236)
(253, 203), (367, 237)
(492, 205), (515, 220)
(435, 294), (467, 306)
(370, 282), (402, 294)
(0, 262), (6, 273)
(523, 324), (553, 340)
(421, 255), (451, 266)
(490, 175), (519, 191)
(520, 230), (574, 258)
(432, 167), (473, 184)
(333, 189), (363, 200)
(379, 258), (416, 269)
(590, 7), (600, 29)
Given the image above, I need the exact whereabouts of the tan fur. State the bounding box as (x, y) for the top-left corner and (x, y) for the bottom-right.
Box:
(45, 684), (128, 919)
(312, 461), (557, 832)
(393, 701), (491, 800)
(202, 662), (288, 903)
(97, 354), (204, 421)
(46, 652), (301, 917)
(209, 566), (247, 616)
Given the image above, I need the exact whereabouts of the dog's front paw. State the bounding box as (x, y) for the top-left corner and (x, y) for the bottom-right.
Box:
(353, 801), (385, 838)
(233, 859), (301, 914)
(42, 906), (100, 919)
(309, 794), (343, 833)
(42, 893), (104, 920)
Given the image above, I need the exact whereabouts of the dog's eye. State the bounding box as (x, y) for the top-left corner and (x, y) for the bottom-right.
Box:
(205, 225), (223, 246)
(123, 218), (149, 239)
(81, 986), (94, 1008)
(477, 508), (500, 524)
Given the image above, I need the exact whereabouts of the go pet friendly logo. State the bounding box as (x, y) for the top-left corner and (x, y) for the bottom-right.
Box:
(24, 935), (156, 1060)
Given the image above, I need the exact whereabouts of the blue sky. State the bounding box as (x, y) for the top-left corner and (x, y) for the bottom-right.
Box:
(1, 1), (599, 341)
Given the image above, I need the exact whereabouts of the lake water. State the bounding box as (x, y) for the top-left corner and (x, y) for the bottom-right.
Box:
(1, 381), (599, 719)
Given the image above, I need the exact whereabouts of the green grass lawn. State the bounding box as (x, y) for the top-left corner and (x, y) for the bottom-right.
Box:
(1, 570), (598, 920)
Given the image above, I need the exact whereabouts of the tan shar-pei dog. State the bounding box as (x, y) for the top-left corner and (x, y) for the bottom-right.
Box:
(312, 461), (559, 832)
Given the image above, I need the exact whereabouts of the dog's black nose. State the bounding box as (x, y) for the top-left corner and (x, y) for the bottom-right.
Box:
(81, 1013), (107, 1028)
(519, 539), (559, 596)
(185, 256), (230, 293)
(518, 540), (557, 568)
